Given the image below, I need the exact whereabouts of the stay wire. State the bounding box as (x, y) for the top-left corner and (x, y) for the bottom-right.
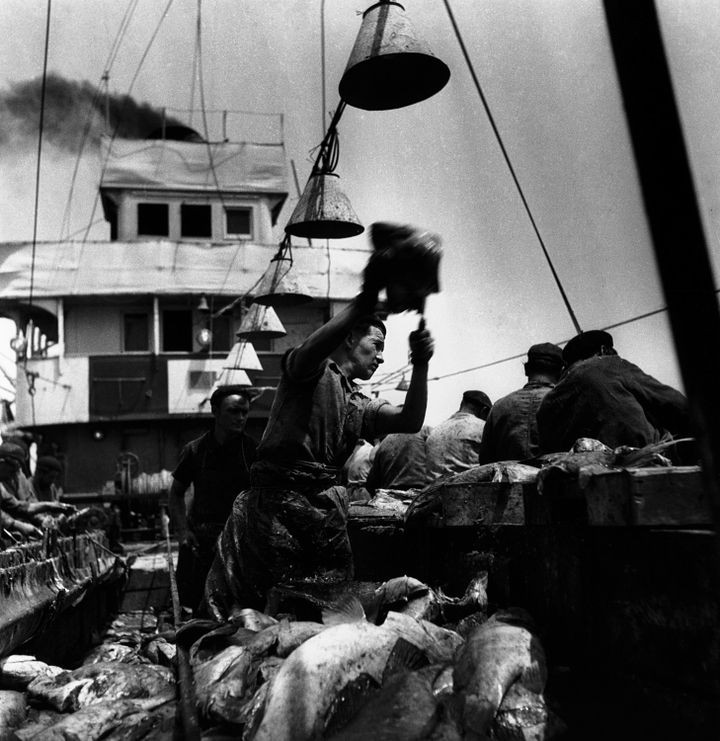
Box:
(82, 0), (177, 244)
(29, 0), (52, 311)
(425, 303), (672, 383)
(442, 0), (582, 335)
(59, 0), (140, 241)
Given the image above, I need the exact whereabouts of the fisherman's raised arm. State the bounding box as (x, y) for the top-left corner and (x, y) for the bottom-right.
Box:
(376, 322), (434, 434)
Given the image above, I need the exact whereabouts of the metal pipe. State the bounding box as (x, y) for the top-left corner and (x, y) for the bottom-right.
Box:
(603, 0), (720, 553)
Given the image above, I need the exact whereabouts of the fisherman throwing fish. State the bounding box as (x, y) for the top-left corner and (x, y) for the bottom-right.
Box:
(204, 224), (438, 619)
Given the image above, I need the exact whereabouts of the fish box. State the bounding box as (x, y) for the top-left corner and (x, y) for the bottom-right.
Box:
(583, 465), (711, 526)
(529, 465), (711, 526)
(440, 481), (527, 526)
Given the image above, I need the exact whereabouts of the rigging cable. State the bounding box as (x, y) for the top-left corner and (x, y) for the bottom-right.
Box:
(81, 0), (177, 243)
(58, 0), (140, 241)
(442, 0), (582, 335)
(422, 302), (673, 384)
(29, 0), (52, 311)
(25, 0), (53, 427)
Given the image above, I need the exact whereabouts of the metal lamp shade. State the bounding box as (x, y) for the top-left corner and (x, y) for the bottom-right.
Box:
(285, 173), (364, 239)
(218, 369), (252, 386)
(395, 374), (410, 391)
(339, 1), (450, 111)
(253, 255), (313, 307)
(222, 340), (263, 371)
(236, 303), (287, 340)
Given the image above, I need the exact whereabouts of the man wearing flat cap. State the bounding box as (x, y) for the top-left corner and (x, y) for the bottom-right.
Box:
(479, 342), (564, 463)
(0, 443), (73, 538)
(425, 390), (492, 478)
(537, 330), (691, 453)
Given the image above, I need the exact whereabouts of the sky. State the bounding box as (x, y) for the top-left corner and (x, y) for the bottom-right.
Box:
(1, 0), (720, 424)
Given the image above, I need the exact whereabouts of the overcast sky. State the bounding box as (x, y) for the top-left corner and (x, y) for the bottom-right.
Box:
(1, 0), (719, 423)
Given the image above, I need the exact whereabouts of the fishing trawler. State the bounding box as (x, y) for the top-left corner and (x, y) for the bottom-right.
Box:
(0, 2), (719, 738)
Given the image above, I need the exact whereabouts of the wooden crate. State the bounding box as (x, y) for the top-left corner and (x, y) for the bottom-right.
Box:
(440, 481), (527, 526)
(582, 466), (711, 526)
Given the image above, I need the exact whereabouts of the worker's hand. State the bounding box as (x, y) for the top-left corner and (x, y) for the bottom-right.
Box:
(45, 502), (76, 514)
(409, 324), (434, 365)
(14, 521), (43, 539)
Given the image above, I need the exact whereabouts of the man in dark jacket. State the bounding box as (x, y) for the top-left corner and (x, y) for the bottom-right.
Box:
(537, 330), (690, 453)
(169, 385), (258, 612)
(479, 343), (564, 462)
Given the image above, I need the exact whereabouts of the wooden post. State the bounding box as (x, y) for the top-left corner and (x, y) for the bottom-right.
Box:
(603, 0), (720, 557)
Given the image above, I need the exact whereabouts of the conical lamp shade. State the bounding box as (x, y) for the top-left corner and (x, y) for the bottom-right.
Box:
(285, 172), (364, 239)
(223, 340), (263, 371)
(339, 1), (450, 111)
(236, 304), (287, 340)
(219, 369), (252, 386)
(395, 374), (410, 391)
(254, 255), (313, 307)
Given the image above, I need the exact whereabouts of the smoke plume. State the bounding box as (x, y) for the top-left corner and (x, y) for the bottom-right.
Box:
(0, 73), (184, 151)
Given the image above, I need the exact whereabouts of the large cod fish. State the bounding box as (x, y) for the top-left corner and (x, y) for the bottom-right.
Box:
(453, 609), (547, 741)
(249, 610), (463, 741)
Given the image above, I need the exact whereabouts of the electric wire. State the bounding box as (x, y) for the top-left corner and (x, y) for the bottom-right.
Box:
(442, 0), (582, 335)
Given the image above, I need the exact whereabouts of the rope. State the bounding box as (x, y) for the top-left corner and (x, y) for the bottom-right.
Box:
(442, 0), (582, 335)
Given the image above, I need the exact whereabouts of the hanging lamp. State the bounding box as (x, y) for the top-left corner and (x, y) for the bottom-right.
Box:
(222, 340), (263, 371)
(285, 171), (363, 239)
(197, 294), (210, 313)
(220, 369), (253, 386)
(236, 303), (287, 341)
(254, 237), (313, 307)
(395, 373), (410, 391)
(285, 103), (364, 239)
(339, 0), (450, 110)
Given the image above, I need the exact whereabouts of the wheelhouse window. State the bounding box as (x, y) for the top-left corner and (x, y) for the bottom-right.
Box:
(163, 309), (193, 352)
(137, 203), (169, 237)
(181, 204), (212, 238)
(123, 313), (150, 352)
(225, 207), (253, 239)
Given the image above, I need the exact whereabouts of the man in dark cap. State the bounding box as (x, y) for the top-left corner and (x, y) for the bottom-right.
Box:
(479, 342), (564, 462)
(169, 384), (258, 613)
(425, 390), (492, 478)
(30, 456), (64, 502)
(537, 330), (691, 453)
(0, 443), (73, 538)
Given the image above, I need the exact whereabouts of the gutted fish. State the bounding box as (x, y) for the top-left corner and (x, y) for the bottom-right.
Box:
(491, 681), (565, 741)
(19, 699), (154, 740)
(0, 689), (26, 735)
(249, 621), (406, 740)
(0, 656), (63, 691)
(453, 609), (547, 740)
(326, 669), (439, 740)
(27, 662), (174, 712)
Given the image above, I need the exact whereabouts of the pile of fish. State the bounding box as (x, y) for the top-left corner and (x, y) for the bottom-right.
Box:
(188, 574), (565, 740)
(0, 611), (177, 739)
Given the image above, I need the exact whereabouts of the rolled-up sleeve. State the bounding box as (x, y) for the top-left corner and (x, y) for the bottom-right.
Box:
(357, 395), (392, 442)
